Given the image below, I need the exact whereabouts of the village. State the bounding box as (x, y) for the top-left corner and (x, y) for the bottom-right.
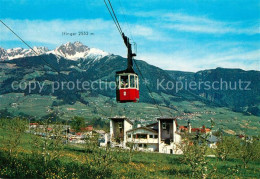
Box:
(28, 117), (221, 154)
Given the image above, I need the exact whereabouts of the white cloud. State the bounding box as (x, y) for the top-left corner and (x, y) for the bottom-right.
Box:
(138, 48), (260, 72)
(128, 11), (259, 35)
(163, 13), (259, 35)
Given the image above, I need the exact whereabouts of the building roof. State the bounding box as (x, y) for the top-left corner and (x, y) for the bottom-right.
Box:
(109, 117), (133, 125)
(207, 135), (219, 143)
(30, 123), (39, 125)
(191, 128), (200, 132)
(179, 126), (211, 133)
(126, 126), (158, 134)
(201, 134), (219, 143)
(157, 117), (177, 120)
(190, 127), (211, 133)
(157, 117), (178, 127)
(179, 126), (188, 131)
(80, 125), (93, 132)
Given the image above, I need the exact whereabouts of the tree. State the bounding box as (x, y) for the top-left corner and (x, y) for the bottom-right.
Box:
(247, 106), (260, 116)
(70, 116), (85, 132)
(215, 136), (240, 161)
(237, 137), (260, 168)
(177, 133), (217, 178)
(41, 112), (61, 123)
(51, 101), (59, 107)
(89, 117), (109, 130)
(0, 108), (12, 119)
(83, 133), (117, 178)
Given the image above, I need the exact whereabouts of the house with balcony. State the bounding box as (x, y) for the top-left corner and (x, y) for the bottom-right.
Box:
(126, 126), (158, 152)
(110, 117), (182, 154)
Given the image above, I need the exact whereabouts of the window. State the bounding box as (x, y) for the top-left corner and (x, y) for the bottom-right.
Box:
(120, 75), (129, 89)
(128, 134), (131, 138)
(116, 75), (119, 89)
(144, 144), (147, 148)
(135, 75), (139, 89)
(138, 144), (142, 147)
(162, 122), (167, 130)
(154, 135), (158, 139)
(137, 134), (147, 139)
(130, 75), (135, 88)
(149, 135), (153, 138)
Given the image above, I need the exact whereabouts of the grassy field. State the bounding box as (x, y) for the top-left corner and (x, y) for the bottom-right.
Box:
(0, 120), (259, 179)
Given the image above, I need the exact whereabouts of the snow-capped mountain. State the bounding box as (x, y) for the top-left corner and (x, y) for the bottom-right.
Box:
(0, 46), (49, 61)
(0, 42), (109, 61)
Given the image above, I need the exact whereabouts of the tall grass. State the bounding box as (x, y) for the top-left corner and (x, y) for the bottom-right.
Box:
(0, 118), (259, 178)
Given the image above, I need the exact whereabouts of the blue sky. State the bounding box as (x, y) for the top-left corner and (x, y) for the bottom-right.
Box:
(0, 0), (259, 72)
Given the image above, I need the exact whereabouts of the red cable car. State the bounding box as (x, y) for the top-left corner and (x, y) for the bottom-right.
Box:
(116, 33), (139, 103)
(116, 71), (139, 102)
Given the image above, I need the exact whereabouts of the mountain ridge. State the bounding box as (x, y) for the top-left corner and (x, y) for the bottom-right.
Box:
(0, 41), (109, 61)
(0, 43), (259, 117)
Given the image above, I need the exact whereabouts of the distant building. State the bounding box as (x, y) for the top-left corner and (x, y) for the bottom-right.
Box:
(179, 122), (218, 148)
(29, 123), (39, 128)
(179, 124), (211, 134)
(205, 134), (219, 148)
(80, 125), (93, 132)
(11, 103), (18, 108)
(96, 130), (109, 147)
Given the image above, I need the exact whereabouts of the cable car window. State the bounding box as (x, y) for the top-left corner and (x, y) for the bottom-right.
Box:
(120, 75), (129, 88)
(116, 75), (119, 89)
(130, 75), (135, 88)
(135, 75), (139, 89)
(134, 75), (137, 88)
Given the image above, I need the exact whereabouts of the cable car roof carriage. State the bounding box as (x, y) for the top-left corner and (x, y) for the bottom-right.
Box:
(116, 33), (139, 103)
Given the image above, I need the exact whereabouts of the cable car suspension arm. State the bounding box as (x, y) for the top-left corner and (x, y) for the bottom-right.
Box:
(104, 0), (136, 72)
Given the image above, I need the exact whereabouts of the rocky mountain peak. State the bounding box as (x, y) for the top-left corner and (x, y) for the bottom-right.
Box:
(54, 41), (90, 58)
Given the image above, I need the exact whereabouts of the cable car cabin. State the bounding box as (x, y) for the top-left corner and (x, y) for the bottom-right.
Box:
(116, 72), (139, 103)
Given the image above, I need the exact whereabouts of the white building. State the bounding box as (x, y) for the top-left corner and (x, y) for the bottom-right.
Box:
(110, 117), (133, 148)
(110, 117), (182, 154)
(158, 118), (182, 154)
(126, 126), (158, 152)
